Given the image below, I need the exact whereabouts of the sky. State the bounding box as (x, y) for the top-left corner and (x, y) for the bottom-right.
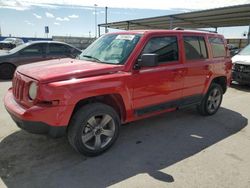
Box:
(0, 0), (250, 38)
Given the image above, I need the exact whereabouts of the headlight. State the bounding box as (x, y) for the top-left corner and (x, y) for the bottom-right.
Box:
(29, 82), (38, 100)
(232, 63), (235, 70)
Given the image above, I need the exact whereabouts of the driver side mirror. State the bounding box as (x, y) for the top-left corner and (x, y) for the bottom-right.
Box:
(137, 54), (158, 68)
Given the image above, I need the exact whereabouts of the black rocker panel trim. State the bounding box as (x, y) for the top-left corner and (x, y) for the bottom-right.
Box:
(135, 94), (203, 116)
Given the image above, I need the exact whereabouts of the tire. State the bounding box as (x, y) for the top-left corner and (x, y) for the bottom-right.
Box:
(0, 63), (16, 80)
(68, 103), (120, 156)
(197, 83), (223, 116)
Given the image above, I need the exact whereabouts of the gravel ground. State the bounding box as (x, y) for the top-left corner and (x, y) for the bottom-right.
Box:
(0, 80), (250, 188)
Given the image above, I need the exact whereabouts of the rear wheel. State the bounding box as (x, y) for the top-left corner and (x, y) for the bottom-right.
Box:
(0, 63), (16, 80)
(68, 103), (120, 156)
(197, 83), (223, 116)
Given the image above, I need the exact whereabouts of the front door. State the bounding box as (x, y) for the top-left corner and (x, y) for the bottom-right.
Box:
(132, 35), (184, 116)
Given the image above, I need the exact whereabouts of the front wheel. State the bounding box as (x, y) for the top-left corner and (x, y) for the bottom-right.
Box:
(68, 103), (120, 156)
(0, 64), (16, 80)
(197, 83), (223, 116)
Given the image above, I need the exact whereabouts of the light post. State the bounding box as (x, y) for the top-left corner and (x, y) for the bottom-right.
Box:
(94, 4), (97, 38)
(105, 7), (108, 33)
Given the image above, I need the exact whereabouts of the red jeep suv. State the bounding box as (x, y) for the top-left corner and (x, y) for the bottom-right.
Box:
(4, 30), (232, 156)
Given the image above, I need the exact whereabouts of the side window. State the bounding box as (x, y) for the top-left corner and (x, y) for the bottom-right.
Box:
(48, 44), (68, 55)
(20, 44), (44, 55)
(209, 37), (226, 58)
(141, 36), (178, 63)
(184, 36), (208, 60)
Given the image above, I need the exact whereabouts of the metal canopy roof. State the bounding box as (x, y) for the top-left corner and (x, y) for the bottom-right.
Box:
(98, 4), (250, 30)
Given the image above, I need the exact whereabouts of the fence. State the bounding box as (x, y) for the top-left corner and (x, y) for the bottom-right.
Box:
(0, 36), (52, 43)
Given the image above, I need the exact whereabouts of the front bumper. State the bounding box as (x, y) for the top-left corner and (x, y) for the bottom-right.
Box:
(232, 71), (250, 84)
(4, 89), (73, 137)
(10, 114), (66, 137)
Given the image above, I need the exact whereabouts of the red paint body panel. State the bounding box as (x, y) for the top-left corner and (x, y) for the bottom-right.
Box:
(4, 30), (232, 130)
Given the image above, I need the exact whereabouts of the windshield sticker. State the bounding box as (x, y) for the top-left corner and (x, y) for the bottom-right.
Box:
(116, 35), (135, 41)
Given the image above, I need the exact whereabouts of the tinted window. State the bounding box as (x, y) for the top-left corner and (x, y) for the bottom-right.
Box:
(49, 44), (69, 55)
(184, 36), (208, 60)
(209, 37), (226, 58)
(20, 44), (44, 55)
(141, 36), (178, 63)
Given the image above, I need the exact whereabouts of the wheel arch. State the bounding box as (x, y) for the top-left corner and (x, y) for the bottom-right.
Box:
(0, 62), (16, 68)
(211, 76), (227, 93)
(71, 94), (127, 123)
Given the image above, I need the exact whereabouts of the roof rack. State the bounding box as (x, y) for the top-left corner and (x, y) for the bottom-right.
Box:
(173, 27), (217, 33)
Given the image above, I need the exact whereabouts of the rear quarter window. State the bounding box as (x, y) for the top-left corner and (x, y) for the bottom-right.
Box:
(209, 37), (226, 58)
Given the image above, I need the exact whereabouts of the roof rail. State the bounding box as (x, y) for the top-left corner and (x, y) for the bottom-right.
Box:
(173, 27), (217, 33)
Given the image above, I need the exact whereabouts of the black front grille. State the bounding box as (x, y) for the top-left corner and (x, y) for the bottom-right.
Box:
(233, 64), (250, 73)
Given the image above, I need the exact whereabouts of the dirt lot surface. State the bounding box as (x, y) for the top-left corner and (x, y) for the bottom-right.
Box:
(0, 80), (250, 188)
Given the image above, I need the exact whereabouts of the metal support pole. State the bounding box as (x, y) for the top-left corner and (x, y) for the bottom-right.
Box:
(105, 7), (108, 33)
(94, 4), (98, 38)
(98, 25), (101, 37)
(215, 27), (218, 32)
(127, 21), (130, 30)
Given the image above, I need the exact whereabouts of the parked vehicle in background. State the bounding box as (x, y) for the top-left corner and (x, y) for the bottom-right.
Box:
(232, 44), (250, 85)
(0, 38), (24, 50)
(4, 30), (232, 156)
(227, 44), (240, 56)
(0, 41), (82, 79)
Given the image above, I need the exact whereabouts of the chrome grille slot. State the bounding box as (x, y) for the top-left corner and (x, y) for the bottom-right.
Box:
(12, 73), (26, 101)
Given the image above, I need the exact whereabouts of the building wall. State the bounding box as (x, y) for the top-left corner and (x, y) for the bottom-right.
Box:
(52, 36), (95, 50)
(226, 39), (249, 49)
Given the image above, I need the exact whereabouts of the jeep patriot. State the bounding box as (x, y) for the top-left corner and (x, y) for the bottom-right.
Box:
(4, 30), (232, 156)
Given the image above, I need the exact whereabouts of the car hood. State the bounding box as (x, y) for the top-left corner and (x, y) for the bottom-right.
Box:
(17, 58), (124, 83)
(232, 54), (250, 65)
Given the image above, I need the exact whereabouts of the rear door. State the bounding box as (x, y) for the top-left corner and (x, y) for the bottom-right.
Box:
(47, 43), (71, 59)
(132, 34), (185, 116)
(181, 35), (210, 103)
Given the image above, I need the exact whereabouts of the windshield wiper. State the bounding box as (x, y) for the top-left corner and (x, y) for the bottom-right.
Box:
(82, 55), (102, 63)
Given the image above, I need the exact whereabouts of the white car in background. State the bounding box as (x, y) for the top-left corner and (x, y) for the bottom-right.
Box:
(232, 44), (250, 85)
(0, 38), (24, 50)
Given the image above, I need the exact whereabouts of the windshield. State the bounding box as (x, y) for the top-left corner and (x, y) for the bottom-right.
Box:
(239, 44), (250, 55)
(8, 43), (29, 53)
(79, 34), (141, 64)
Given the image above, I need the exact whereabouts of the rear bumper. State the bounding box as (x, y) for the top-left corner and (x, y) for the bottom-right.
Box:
(4, 89), (73, 137)
(232, 71), (250, 84)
